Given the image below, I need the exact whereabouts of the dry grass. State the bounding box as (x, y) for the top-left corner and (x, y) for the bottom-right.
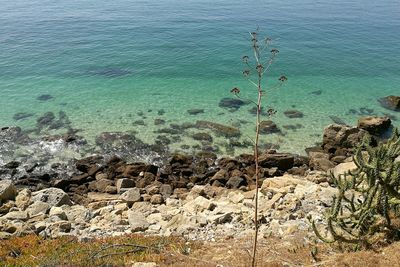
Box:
(1, 233), (400, 266)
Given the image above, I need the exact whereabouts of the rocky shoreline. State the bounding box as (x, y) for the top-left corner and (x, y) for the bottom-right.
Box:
(0, 114), (397, 243)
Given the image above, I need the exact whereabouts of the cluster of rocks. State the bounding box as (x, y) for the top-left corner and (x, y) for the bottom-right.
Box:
(0, 113), (397, 242)
(1, 170), (342, 241)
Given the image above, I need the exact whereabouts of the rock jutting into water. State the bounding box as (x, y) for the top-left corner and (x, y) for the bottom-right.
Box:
(378, 95), (400, 111)
(357, 116), (391, 136)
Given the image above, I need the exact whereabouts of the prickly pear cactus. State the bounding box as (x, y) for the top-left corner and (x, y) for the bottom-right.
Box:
(311, 128), (400, 249)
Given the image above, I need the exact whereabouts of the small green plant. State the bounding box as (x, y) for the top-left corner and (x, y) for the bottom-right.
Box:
(311, 129), (400, 250)
(231, 29), (286, 266)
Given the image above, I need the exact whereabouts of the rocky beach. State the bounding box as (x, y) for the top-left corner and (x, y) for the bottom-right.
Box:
(1, 94), (398, 242)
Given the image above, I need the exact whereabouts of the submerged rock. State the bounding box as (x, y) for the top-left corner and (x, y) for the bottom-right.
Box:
(259, 120), (281, 134)
(329, 116), (347, 126)
(87, 68), (133, 77)
(218, 98), (247, 111)
(13, 112), (34, 121)
(37, 94), (54, 101)
(378, 95), (400, 111)
(284, 110), (304, 118)
(187, 109), (204, 115)
(195, 120), (240, 138)
(192, 132), (213, 142)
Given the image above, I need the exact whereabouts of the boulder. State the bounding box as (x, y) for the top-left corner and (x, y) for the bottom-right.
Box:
(309, 152), (336, 171)
(258, 153), (295, 171)
(357, 116), (391, 135)
(226, 176), (245, 189)
(322, 124), (369, 155)
(75, 155), (104, 173)
(127, 211), (149, 232)
(378, 95), (400, 111)
(15, 189), (31, 209)
(3, 211), (29, 221)
(330, 161), (358, 178)
(120, 188), (141, 206)
(31, 188), (72, 207)
(88, 179), (114, 193)
(116, 178), (135, 193)
(26, 201), (50, 217)
(159, 184), (173, 199)
(0, 181), (17, 203)
(49, 207), (67, 220)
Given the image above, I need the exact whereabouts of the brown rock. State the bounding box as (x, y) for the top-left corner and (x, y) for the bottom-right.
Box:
(357, 116), (391, 135)
(322, 124), (369, 155)
(258, 153), (295, 171)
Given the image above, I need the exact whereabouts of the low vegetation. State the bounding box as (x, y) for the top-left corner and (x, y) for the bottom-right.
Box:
(311, 129), (400, 250)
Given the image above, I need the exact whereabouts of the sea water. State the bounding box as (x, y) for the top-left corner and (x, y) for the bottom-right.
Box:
(0, 0), (399, 156)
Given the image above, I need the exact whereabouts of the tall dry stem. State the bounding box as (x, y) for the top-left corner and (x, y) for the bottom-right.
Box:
(231, 30), (286, 267)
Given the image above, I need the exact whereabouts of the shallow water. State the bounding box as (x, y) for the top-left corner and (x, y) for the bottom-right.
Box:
(1, 0), (399, 157)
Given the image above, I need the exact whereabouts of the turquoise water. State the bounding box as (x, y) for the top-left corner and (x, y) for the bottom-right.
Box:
(1, 0), (399, 156)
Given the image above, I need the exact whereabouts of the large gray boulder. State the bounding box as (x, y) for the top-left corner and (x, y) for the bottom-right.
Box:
(31, 188), (72, 207)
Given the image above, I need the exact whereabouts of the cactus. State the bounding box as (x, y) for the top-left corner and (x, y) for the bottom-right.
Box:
(311, 128), (400, 249)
